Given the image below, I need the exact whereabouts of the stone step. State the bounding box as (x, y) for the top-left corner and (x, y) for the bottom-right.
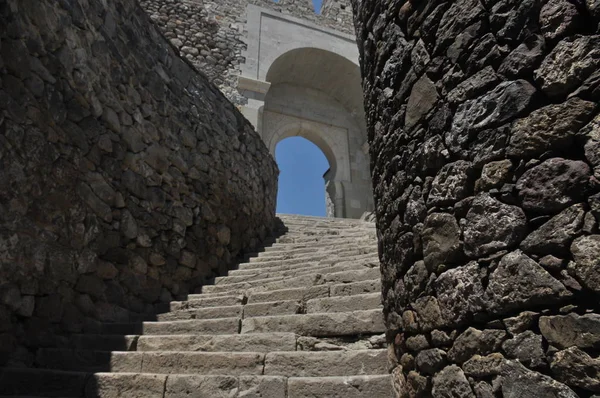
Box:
(251, 244), (374, 259)
(275, 233), (376, 244)
(260, 239), (376, 253)
(137, 333), (298, 352)
(37, 349), (265, 376)
(142, 317), (240, 335)
(237, 252), (378, 272)
(155, 305), (243, 321)
(37, 349), (387, 378)
(245, 285), (331, 304)
(0, 368), (391, 398)
(241, 309), (385, 336)
(202, 268), (381, 295)
(245, 245), (377, 263)
(330, 279), (382, 297)
(243, 300), (303, 317)
(287, 375), (392, 398)
(217, 261), (377, 285)
(277, 214), (376, 225)
(263, 349), (388, 377)
(187, 279), (382, 306)
(160, 300), (305, 321)
(306, 293), (382, 314)
(167, 294), (244, 312)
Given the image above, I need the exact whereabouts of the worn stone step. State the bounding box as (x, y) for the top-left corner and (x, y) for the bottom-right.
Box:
(241, 310), (385, 336)
(136, 333), (297, 352)
(201, 273), (317, 294)
(330, 279), (382, 297)
(264, 349), (388, 377)
(203, 268), (381, 295)
(155, 305), (243, 321)
(243, 300), (303, 317)
(287, 375), (392, 398)
(37, 349), (265, 376)
(306, 293), (382, 313)
(167, 294), (244, 311)
(245, 245), (377, 263)
(142, 317), (240, 335)
(236, 252), (379, 273)
(261, 239), (375, 253)
(246, 285), (330, 304)
(218, 261), (376, 285)
(275, 234), (376, 244)
(253, 244), (374, 258)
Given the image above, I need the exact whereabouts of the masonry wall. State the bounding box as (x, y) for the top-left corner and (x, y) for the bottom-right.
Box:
(352, 0), (600, 396)
(0, 0), (278, 365)
(138, 0), (355, 105)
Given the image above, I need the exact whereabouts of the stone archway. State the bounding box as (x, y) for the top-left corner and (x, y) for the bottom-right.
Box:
(256, 47), (372, 219)
(237, 6), (374, 218)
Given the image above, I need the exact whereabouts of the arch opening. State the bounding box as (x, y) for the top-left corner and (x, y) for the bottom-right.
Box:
(275, 136), (333, 217)
(249, 46), (375, 218)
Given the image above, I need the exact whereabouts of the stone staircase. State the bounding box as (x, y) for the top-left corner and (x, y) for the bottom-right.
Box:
(0, 214), (392, 397)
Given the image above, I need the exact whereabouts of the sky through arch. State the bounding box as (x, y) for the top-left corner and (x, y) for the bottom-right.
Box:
(275, 137), (330, 217)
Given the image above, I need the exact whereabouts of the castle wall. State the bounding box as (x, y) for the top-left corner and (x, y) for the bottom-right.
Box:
(352, 0), (600, 396)
(138, 0), (355, 105)
(0, 0), (277, 365)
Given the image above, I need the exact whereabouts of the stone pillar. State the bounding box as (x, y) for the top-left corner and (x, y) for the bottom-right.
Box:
(352, 0), (600, 396)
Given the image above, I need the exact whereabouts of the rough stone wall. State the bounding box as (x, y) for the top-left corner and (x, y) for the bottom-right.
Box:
(321, 0), (355, 26)
(0, 0), (277, 365)
(139, 0), (355, 104)
(352, 0), (600, 396)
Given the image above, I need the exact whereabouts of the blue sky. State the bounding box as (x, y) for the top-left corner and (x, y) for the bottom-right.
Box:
(276, 137), (329, 216)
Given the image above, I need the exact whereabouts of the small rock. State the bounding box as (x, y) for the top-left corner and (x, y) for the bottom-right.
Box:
(507, 97), (596, 157)
(416, 348), (447, 375)
(484, 250), (571, 315)
(503, 311), (539, 335)
(540, 0), (581, 42)
(535, 35), (600, 99)
(432, 365), (475, 398)
(447, 327), (506, 364)
(463, 194), (527, 258)
(405, 75), (439, 128)
(427, 161), (473, 207)
(421, 213), (461, 271)
(550, 347), (600, 392)
(502, 360), (578, 397)
(435, 262), (485, 327)
(475, 159), (512, 191)
(520, 203), (586, 256)
(498, 34), (546, 78)
(516, 158), (591, 214)
(463, 353), (505, 377)
(569, 235), (600, 292)
(539, 312), (600, 349)
(502, 331), (546, 368)
(446, 80), (536, 156)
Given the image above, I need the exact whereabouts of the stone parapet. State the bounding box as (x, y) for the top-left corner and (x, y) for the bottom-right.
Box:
(0, 0), (277, 365)
(352, 0), (600, 396)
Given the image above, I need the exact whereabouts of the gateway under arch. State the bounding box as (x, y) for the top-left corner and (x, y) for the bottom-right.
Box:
(238, 5), (373, 219)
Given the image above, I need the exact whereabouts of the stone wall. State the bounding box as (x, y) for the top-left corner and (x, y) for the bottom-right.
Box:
(352, 0), (600, 396)
(0, 0), (277, 365)
(139, 0), (355, 104)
